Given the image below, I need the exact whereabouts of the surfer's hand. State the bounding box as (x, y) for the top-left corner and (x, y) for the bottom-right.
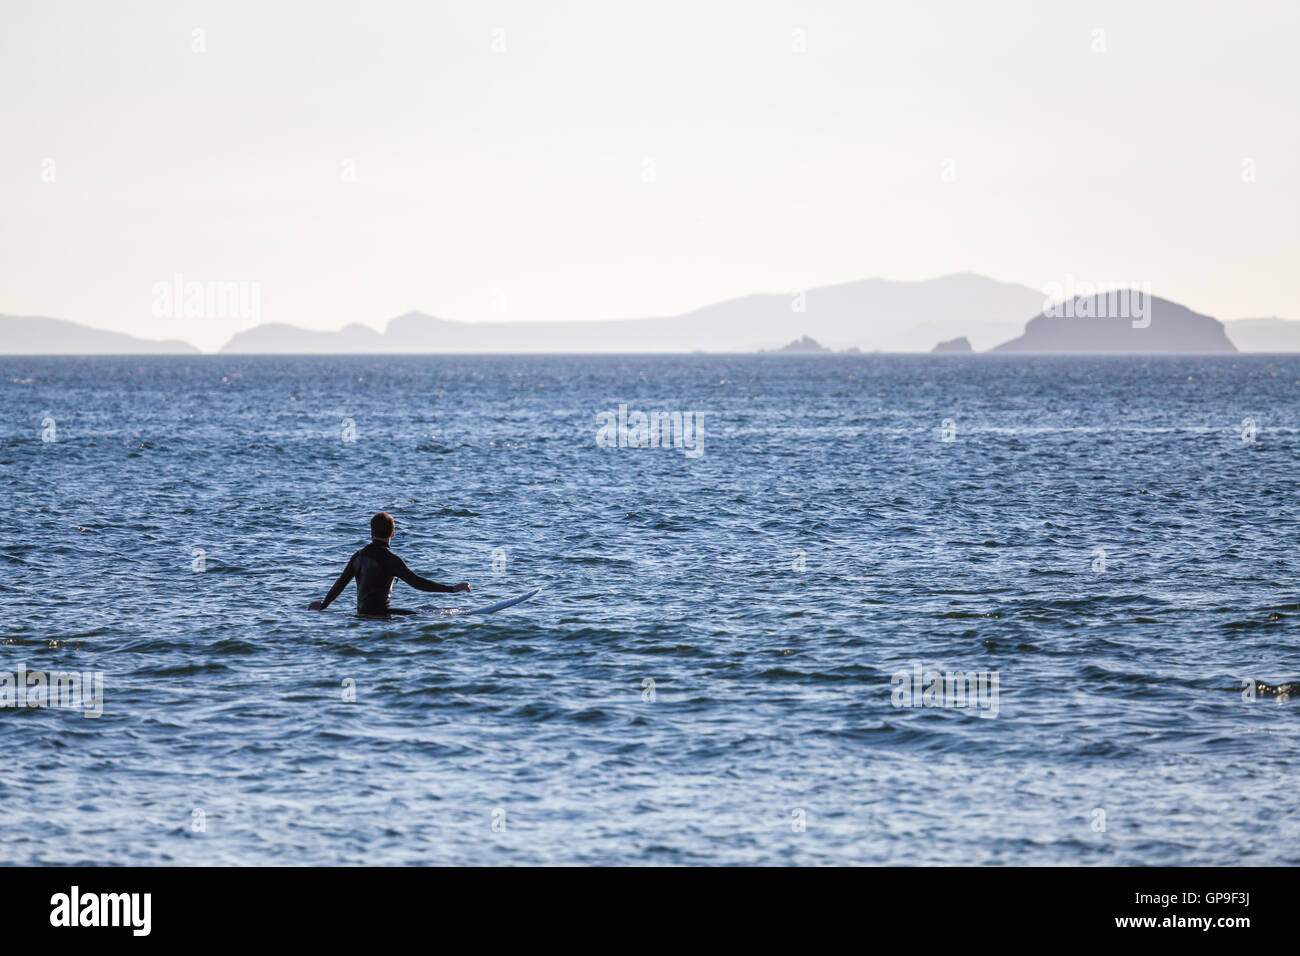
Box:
(453, 583), (471, 593)
(307, 601), (324, 611)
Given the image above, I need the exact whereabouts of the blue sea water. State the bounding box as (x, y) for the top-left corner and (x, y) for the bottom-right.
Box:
(1, 354), (1298, 866)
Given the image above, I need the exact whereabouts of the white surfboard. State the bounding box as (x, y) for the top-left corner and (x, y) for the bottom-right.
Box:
(438, 587), (541, 616)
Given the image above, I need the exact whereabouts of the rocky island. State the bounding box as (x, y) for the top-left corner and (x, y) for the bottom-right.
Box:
(991, 294), (1236, 354)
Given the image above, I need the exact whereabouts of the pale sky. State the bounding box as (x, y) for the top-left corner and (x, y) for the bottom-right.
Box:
(1, 0), (1296, 351)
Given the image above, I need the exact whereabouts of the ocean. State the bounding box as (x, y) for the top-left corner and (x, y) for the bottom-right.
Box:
(2, 354), (1297, 865)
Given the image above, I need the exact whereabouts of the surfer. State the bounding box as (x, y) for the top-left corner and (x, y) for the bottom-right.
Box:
(308, 512), (471, 615)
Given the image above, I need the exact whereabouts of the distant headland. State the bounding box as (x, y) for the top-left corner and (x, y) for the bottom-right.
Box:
(0, 314), (199, 355)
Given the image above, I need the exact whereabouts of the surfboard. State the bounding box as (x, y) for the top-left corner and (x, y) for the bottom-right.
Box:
(438, 587), (541, 616)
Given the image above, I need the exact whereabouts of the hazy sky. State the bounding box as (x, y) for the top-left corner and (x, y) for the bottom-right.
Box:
(2, 0), (1296, 351)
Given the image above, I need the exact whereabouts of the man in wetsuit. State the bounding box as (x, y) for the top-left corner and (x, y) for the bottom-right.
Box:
(308, 512), (471, 615)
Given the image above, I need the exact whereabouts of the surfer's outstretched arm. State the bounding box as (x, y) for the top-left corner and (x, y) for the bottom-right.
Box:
(391, 556), (470, 594)
(309, 560), (355, 610)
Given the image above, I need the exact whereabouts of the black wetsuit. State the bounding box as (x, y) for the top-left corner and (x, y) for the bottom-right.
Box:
(319, 539), (456, 615)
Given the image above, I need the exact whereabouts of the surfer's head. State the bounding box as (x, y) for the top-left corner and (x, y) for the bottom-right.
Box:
(371, 511), (395, 542)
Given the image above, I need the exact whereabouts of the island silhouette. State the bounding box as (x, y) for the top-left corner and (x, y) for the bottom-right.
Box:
(991, 294), (1236, 354)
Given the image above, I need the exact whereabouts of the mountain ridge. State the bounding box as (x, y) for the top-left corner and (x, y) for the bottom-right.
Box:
(221, 273), (1044, 353)
(2, 278), (1295, 354)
